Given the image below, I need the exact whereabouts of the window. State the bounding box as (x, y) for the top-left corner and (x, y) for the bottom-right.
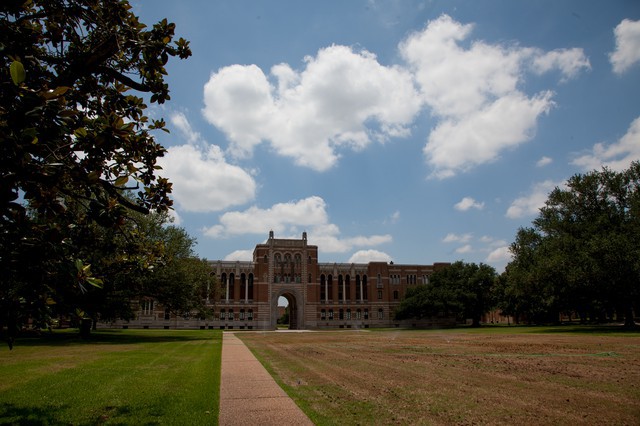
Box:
(239, 309), (245, 320)
(377, 273), (382, 288)
(393, 290), (399, 300)
(220, 273), (227, 300)
(378, 290), (383, 299)
(164, 308), (170, 320)
(362, 275), (368, 300)
(248, 309), (253, 321)
(356, 309), (361, 319)
(338, 275), (343, 300)
(219, 309), (225, 320)
(378, 308), (384, 320)
(339, 309), (344, 320)
(320, 274), (326, 301)
(321, 309), (326, 320)
(240, 273), (246, 300)
(345, 275), (351, 301)
(248, 274), (254, 299)
(328, 309), (334, 320)
(355, 275), (361, 300)
(228, 309), (234, 321)
(142, 300), (154, 315)
(346, 309), (351, 320)
(364, 309), (369, 320)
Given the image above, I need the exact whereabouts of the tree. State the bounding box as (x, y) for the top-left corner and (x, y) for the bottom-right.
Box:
(500, 228), (564, 324)
(394, 281), (461, 321)
(395, 261), (497, 327)
(0, 0), (191, 345)
(71, 204), (214, 327)
(504, 162), (640, 327)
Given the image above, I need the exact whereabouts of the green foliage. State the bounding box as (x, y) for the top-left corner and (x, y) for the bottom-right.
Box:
(503, 162), (640, 326)
(395, 261), (497, 326)
(0, 0), (192, 343)
(57, 199), (215, 325)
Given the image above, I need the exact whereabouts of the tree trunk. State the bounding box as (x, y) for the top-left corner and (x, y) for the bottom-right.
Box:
(80, 318), (92, 339)
(623, 305), (636, 329)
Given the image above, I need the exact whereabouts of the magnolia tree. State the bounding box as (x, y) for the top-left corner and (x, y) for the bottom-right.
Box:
(1, 0), (191, 346)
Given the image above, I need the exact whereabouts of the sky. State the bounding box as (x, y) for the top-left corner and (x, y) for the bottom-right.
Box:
(130, 0), (640, 272)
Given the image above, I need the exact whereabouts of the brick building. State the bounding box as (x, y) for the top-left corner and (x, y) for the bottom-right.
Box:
(104, 232), (453, 330)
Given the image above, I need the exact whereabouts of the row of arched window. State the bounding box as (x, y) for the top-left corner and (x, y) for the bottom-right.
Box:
(319, 274), (369, 302)
(219, 273), (254, 301)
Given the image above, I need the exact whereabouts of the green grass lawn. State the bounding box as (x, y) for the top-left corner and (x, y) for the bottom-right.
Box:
(0, 329), (222, 425)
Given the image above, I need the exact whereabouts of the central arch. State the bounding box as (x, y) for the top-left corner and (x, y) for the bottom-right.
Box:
(272, 288), (303, 330)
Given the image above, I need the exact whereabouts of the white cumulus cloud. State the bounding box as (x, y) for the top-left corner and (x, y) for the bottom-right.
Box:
(442, 233), (473, 243)
(536, 156), (553, 167)
(158, 114), (257, 213)
(531, 48), (591, 81)
(203, 196), (392, 253)
(506, 180), (562, 219)
(224, 250), (254, 261)
(199, 14), (588, 178)
(202, 45), (422, 171)
(486, 246), (512, 263)
(399, 14), (588, 178)
(454, 197), (484, 211)
(610, 19), (640, 75)
(348, 250), (393, 263)
(455, 244), (473, 254)
(571, 116), (640, 172)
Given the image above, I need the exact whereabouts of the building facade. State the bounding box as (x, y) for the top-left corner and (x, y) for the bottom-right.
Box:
(104, 232), (453, 330)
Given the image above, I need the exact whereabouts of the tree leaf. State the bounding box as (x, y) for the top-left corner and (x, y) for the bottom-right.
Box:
(115, 175), (129, 186)
(10, 61), (26, 85)
(86, 277), (103, 288)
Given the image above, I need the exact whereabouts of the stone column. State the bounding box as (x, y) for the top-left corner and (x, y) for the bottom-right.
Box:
(225, 275), (229, 303)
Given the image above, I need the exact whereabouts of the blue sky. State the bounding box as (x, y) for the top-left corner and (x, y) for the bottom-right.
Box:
(131, 0), (640, 272)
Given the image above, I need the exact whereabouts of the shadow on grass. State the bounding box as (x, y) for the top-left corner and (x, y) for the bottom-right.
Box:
(8, 328), (219, 348)
(0, 402), (69, 425)
(0, 402), (147, 426)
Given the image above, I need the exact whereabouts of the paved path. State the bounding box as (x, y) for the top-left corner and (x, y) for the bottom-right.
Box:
(219, 332), (314, 425)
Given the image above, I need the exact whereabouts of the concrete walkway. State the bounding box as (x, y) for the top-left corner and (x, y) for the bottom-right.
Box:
(219, 332), (314, 425)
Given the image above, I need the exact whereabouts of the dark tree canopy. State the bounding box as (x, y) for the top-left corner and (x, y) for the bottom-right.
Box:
(503, 162), (640, 326)
(395, 261), (497, 327)
(1, 0), (191, 345)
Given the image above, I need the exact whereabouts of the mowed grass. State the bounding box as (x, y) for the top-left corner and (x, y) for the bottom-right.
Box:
(0, 329), (221, 425)
(238, 326), (640, 425)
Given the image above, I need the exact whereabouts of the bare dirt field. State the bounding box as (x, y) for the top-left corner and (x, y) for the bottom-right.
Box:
(238, 327), (640, 425)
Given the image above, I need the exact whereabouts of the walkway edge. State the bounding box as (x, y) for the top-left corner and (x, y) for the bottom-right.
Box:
(219, 332), (314, 426)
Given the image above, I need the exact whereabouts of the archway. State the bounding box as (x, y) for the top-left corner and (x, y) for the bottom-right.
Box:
(272, 290), (301, 330)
